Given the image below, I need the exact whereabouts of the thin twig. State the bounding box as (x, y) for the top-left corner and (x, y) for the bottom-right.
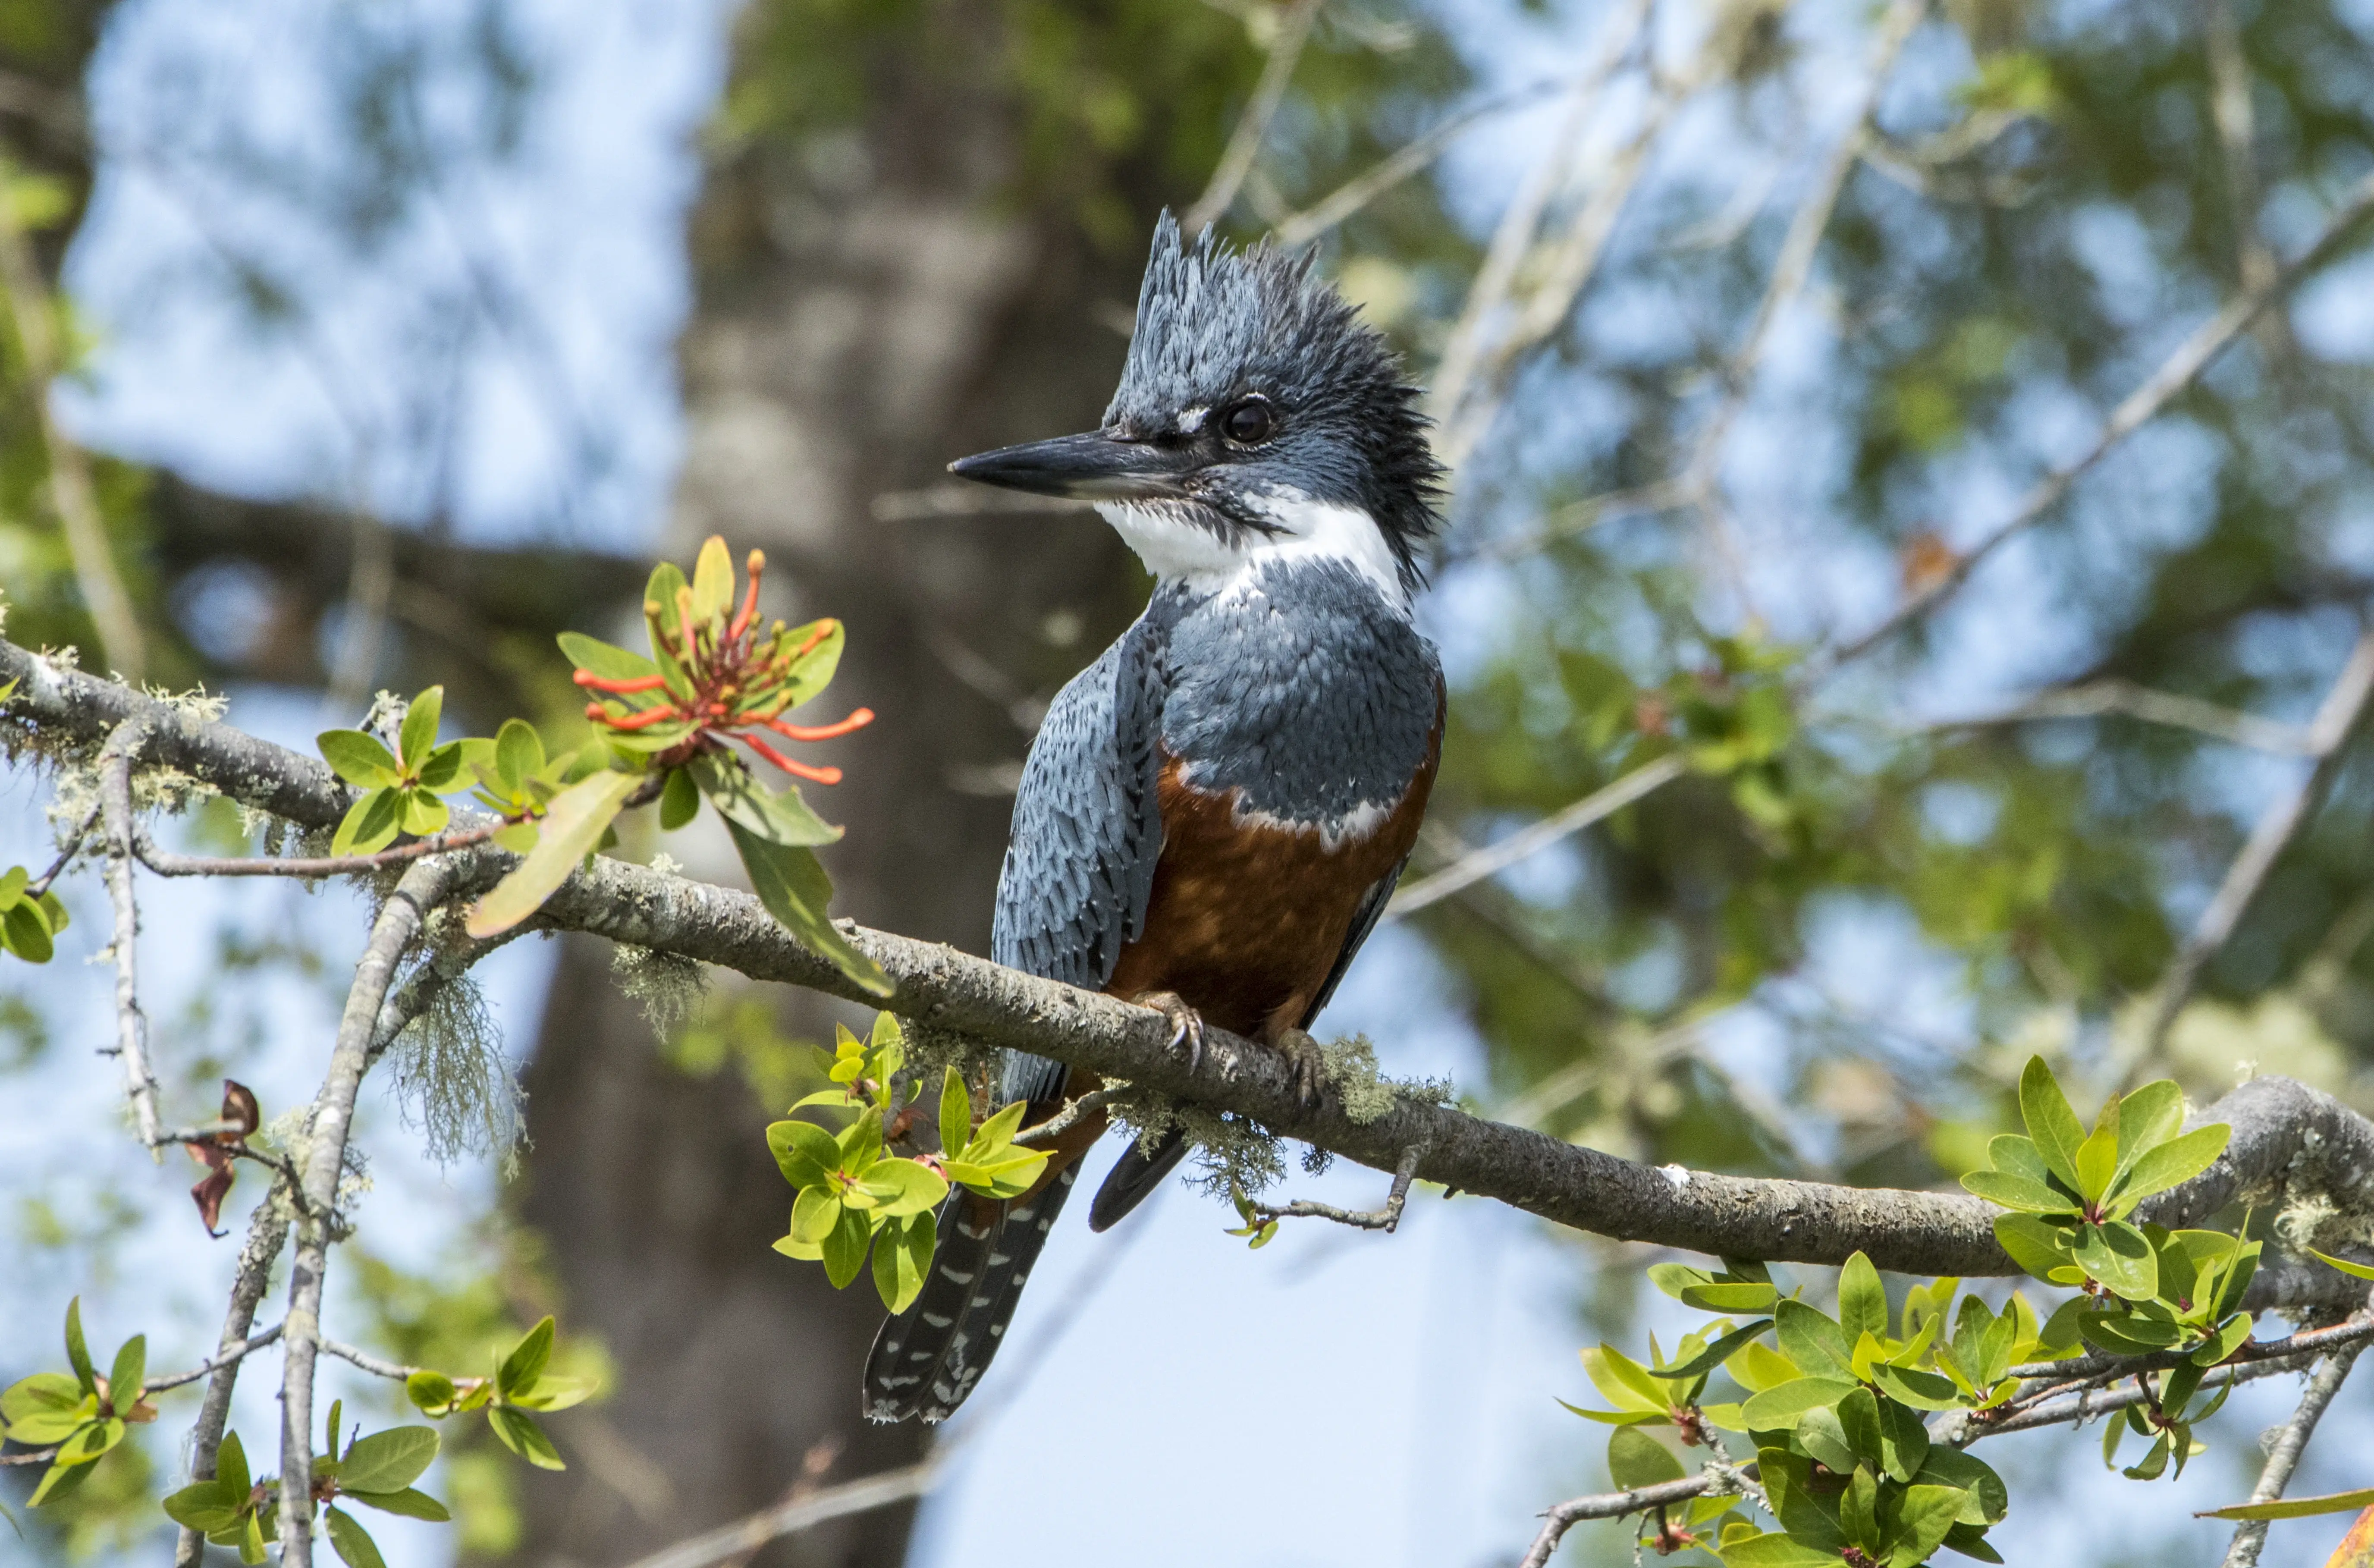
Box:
(2218, 1347), (2363, 1568)
(145, 1324), (286, 1393)
(0, 166), (143, 682)
(1250, 1140), (1426, 1231)
(614, 1462), (940, 1568)
(1436, 167), (2374, 906)
(1184, 0), (1325, 234)
(1925, 679), (2316, 754)
(174, 1170), (295, 1568)
(1809, 168), (2374, 681)
(1428, 0), (1652, 452)
(134, 819), (504, 878)
(277, 856), (458, 1568)
(2118, 629), (2374, 1082)
(1014, 1086), (1121, 1148)
(2201, 0), (2277, 301)
(1272, 76), (1570, 247)
(1385, 754), (1686, 918)
(320, 1339), (416, 1381)
(27, 803), (99, 895)
(97, 720), (163, 1151)
(1520, 1467), (1750, 1568)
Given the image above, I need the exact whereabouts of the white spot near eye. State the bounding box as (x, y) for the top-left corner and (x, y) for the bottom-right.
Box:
(1178, 405), (1209, 434)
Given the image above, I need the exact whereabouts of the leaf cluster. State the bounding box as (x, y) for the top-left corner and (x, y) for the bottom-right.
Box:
(163, 1404), (446, 1568)
(767, 1014), (1046, 1312)
(0, 1299), (155, 1508)
(1963, 1058), (2254, 1416)
(0, 860), (67, 963)
(319, 686), (485, 856)
(402, 1316), (593, 1471)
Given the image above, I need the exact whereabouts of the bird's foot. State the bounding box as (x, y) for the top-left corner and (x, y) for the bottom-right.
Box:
(1132, 990), (1206, 1075)
(1272, 1028), (1327, 1113)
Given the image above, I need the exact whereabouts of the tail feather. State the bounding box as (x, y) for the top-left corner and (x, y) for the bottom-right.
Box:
(1087, 1125), (1189, 1232)
(861, 1163), (1080, 1423)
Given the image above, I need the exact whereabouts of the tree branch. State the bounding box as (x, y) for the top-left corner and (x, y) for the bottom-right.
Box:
(11, 641), (2374, 1282)
(615, 1461), (941, 1568)
(2219, 1346), (2364, 1568)
(144, 1323), (286, 1393)
(97, 719), (163, 1151)
(277, 856), (458, 1568)
(1385, 754), (1686, 918)
(175, 1170), (295, 1568)
(1183, 0), (1324, 234)
(2117, 628), (2374, 1082)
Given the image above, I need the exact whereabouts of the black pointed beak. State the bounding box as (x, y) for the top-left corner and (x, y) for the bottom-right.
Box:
(948, 429), (1194, 502)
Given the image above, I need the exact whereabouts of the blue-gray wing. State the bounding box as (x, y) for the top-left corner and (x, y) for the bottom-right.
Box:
(993, 618), (1167, 1105)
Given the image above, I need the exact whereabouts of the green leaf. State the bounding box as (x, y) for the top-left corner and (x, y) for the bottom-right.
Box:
(487, 1406), (565, 1470)
(769, 1118), (842, 1189)
(499, 1319), (556, 1399)
(873, 1213), (930, 1313)
(405, 1370), (458, 1415)
(1646, 1263), (1714, 1302)
(398, 788), (449, 836)
(494, 718), (544, 791)
(724, 823), (892, 996)
(1582, 1345), (1674, 1414)
(1875, 1392), (1931, 1483)
(466, 769), (644, 937)
(690, 535), (735, 622)
(1961, 1169), (2080, 1214)
(1658, 1319), (1773, 1381)
(28, 1453), (94, 1507)
(317, 730), (403, 789)
(161, 1485), (242, 1533)
(1739, 1376), (1858, 1430)
(791, 1185), (842, 1244)
(1916, 1447), (2008, 1525)
(2199, 1486), (2374, 1521)
(859, 1158), (950, 1219)
(64, 1299), (93, 1393)
(1992, 1213), (2083, 1285)
(771, 618), (845, 709)
(2308, 1247), (2374, 1282)
(2115, 1124), (2231, 1208)
(2114, 1081), (2186, 1173)
(3, 1373), (93, 1441)
(512, 1374), (593, 1413)
(106, 1336), (143, 1413)
(2018, 1056), (2088, 1192)
(0, 864), (23, 906)
(332, 789), (404, 858)
(325, 1506), (386, 1568)
(695, 755), (843, 847)
(1941, 1521), (2004, 1562)
(557, 631), (659, 683)
(1775, 1299), (1853, 1378)
(1795, 1405), (1859, 1474)
(1, 899), (52, 962)
(2079, 1312), (2182, 1356)
(398, 687), (444, 770)
(1606, 1426), (1686, 1489)
(658, 766), (700, 831)
(2073, 1092), (2120, 1203)
(1871, 1363), (1962, 1411)
(1984, 1134), (2051, 1184)
(939, 1067), (972, 1152)
(415, 741), (468, 794)
(1678, 1281), (1781, 1313)
(336, 1426), (439, 1493)
(217, 1430), (253, 1499)
(1718, 1533), (1844, 1567)
(2074, 1220), (2158, 1299)
(1836, 1253), (1886, 1344)
(2191, 1311), (2253, 1366)
(342, 1487), (451, 1523)
(820, 1203), (872, 1290)
(1890, 1484), (1969, 1566)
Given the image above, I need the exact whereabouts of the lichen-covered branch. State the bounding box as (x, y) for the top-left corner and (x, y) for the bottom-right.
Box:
(174, 1173), (294, 1568)
(9, 638), (2374, 1286)
(276, 856), (458, 1568)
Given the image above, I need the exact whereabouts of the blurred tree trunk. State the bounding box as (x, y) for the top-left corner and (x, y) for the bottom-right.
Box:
(502, 9), (1146, 1567)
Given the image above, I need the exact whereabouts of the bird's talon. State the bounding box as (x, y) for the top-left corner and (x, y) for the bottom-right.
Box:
(1137, 991), (1206, 1075)
(1275, 1028), (1327, 1112)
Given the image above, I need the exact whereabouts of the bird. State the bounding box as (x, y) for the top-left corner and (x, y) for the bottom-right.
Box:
(862, 213), (1445, 1424)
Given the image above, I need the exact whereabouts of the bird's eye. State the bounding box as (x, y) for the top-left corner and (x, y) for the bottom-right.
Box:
(1220, 397), (1276, 446)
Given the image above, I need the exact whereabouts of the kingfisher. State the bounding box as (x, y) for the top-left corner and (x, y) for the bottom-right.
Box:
(863, 214), (1444, 1423)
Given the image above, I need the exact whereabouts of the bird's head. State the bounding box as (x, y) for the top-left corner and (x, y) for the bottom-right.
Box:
(949, 213), (1443, 607)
